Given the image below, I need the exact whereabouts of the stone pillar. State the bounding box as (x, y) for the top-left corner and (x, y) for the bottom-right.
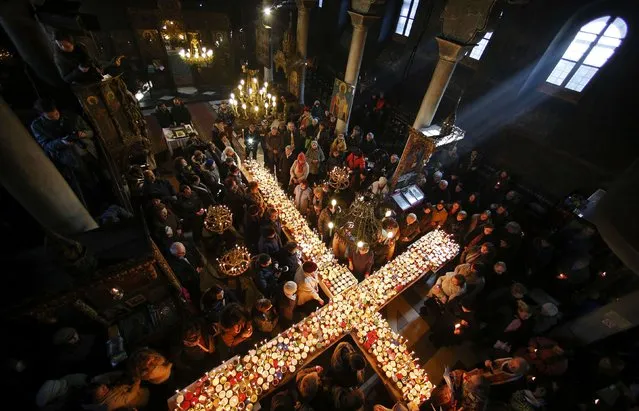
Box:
(296, 0), (315, 105)
(0, 0), (64, 88)
(412, 37), (469, 130)
(335, 11), (379, 134)
(0, 97), (98, 235)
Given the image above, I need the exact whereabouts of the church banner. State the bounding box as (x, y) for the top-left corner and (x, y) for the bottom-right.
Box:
(329, 78), (355, 122)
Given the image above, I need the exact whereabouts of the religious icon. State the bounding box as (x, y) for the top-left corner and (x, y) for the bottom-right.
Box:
(330, 79), (354, 122)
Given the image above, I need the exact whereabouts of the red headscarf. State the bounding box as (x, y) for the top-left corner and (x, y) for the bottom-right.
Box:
(296, 152), (306, 173)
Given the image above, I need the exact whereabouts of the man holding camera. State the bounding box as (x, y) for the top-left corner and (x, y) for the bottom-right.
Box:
(53, 30), (103, 85)
(31, 98), (98, 185)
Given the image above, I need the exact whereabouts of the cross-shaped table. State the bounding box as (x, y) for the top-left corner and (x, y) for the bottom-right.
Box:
(169, 161), (459, 410)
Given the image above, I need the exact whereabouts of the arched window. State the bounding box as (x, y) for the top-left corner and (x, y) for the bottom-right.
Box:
(395, 0), (420, 37)
(468, 31), (493, 60)
(546, 16), (627, 92)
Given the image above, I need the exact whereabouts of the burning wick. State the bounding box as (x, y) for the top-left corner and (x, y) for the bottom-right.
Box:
(331, 199), (337, 207)
(357, 241), (364, 248)
(557, 273), (567, 280)
(328, 222), (334, 229)
(531, 376), (536, 381)
(600, 271), (607, 278)
(387, 231), (394, 239)
(385, 210), (392, 217)
(594, 398), (600, 405)
(454, 323), (461, 329)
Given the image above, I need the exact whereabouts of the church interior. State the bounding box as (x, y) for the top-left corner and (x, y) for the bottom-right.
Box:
(1, 0), (639, 410)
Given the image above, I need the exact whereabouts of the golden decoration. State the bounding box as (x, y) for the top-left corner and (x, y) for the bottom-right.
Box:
(204, 205), (233, 234)
(216, 246), (251, 277)
(328, 166), (350, 191)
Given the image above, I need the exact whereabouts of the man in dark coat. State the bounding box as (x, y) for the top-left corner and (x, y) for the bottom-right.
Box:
(253, 254), (279, 298)
(360, 132), (377, 157)
(258, 227), (282, 257)
(168, 242), (203, 305)
(142, 170), (176, 204)
(31, 98), (99, 186)
(278, 145), (296, 189)
(154, 103), (173, 128)
(171, 97), (192, 125)
(174, 184), (205, 241)
(53, 30), (102, 84)
(265, 125), (285, 171)
(275, 241), (301, 279)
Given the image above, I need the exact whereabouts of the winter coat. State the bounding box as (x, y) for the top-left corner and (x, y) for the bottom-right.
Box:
(305, 146), (325, 175)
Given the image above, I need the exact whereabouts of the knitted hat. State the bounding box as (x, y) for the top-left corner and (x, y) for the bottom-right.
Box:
(283, 281), (297, 298)
(541, 302), (559, 317)
(298, 371), (320, 399)
(303, 261), (318, 273)
(204, 159), (214, 167)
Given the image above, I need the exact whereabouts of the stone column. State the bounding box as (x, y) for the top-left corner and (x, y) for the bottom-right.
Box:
(0, 0), (64, 88)
(335, 11), (379, 134)
(0, 97), (98, 235)
(412, 37), (469, 130)
(296, 0), (315, 105)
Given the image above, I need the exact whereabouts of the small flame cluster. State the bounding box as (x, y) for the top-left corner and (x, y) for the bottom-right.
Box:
(216, 246), (251, 277)
(204, 205), (233, 234)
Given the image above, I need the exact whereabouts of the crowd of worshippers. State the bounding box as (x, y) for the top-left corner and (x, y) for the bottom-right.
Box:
(28, 76), (637, 410)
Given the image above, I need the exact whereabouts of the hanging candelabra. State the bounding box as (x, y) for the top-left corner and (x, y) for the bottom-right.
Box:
(179, 38), (214, 66)
(228, 77), (277, 120)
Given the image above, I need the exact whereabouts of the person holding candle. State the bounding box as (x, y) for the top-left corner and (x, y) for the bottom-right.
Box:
(276, 242), (301, 280)
(244, 123), (260, 160)
(261, 207), (284, 240)
(252, 298), (279, 336)
(217, 303), (253, 357)
(278, 281), (299, 329)
(127, 348), (173, 385)
(318, 201), (339, 243)
(295, 261), (324, 312)
(348, 243), (374, 280)
(460, 242), (495, 267)
(444, 210), (469, 244)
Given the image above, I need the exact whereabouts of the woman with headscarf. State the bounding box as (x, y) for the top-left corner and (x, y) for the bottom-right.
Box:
(220, 146), (241, 168)
(305, 140), (325, 185)
(370, 176), (389, 196)
(330, 134), (348, 157)
(290, 152), (310, 186)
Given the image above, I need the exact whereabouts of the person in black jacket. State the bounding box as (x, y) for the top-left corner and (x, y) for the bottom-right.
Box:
(142, 170), (177, 204)
(168, 242), (203, 305)
(30, 98), (98, 184)
(360, 132), (377, 157)
(53, 30), (102, 84)
(243, 205), (262, 253)
(188, 175), (215, 207)
(201, 285), (239, 323)
(174, 185), (205, 242)
(275, 241), (301, 282)
(154, 103), (173, 128)
(171, 97), (192, 125)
